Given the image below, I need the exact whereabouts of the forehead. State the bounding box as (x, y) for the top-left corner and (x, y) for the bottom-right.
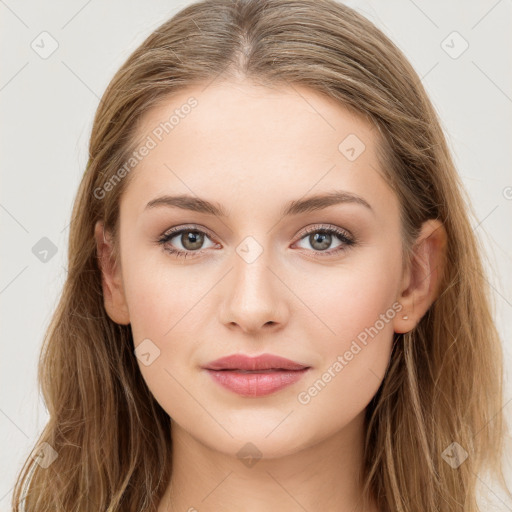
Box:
(121, 80), (395, 219)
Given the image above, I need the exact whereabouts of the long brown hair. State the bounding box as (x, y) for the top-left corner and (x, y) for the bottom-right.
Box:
(12, 0), (510, 510)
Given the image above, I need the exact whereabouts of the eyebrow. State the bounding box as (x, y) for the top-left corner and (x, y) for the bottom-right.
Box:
(144, 190), (373, 217)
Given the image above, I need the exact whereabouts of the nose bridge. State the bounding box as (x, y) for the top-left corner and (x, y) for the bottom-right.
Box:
(218, 233), (288, 331)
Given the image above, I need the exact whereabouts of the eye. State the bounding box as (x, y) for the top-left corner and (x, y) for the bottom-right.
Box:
(157, 223), (356, 259)
(294, 224), (356, 257)
(157, 225), (216, 259)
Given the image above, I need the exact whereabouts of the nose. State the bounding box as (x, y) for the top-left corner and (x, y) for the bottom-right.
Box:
(218, 245), (289, 335)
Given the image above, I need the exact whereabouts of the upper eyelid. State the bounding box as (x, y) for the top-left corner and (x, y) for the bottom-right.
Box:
(160, 225), (216, 246)
(161, 224), (214, 237)
(300, 224), (352, 238)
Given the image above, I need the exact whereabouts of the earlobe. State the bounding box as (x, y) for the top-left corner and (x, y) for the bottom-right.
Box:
(394, 219), (447, 334)
(94, 220), (131, 325)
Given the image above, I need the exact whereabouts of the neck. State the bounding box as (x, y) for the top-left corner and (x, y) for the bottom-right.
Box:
(158, 410), (378, 512)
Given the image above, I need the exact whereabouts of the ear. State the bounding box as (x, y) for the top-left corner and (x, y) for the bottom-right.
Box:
(94, 220), (130, 325)
(394, 219), (447, 333)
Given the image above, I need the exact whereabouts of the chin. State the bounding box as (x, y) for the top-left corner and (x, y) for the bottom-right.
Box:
(189, 415), (317, 461)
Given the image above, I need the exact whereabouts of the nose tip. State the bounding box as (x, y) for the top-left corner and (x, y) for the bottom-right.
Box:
(227, 318), (280, 335)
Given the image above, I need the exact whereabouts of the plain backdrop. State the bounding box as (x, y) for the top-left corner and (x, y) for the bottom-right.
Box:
(1, 0), (511, 509)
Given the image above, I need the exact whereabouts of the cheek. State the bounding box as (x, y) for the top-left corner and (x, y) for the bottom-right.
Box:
(125, 275), (173, 344)
(294, 331), (393, 448)
(121, 242), (203, 342)
(293, 244), (402, 352)
(292, 249), (401, 415)
(123, 263), (203, 418)
(121, 247), (213, 360)
(292, 293), (396, 445)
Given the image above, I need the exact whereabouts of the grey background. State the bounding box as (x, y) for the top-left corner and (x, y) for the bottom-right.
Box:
(1, 0), (511, 509)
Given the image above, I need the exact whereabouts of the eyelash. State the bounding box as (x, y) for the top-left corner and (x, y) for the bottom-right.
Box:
(157, 224), (356, 260)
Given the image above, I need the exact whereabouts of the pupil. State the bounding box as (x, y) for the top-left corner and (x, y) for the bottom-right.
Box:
(183, 231), (203, 250)
(312, 232), (331, 251)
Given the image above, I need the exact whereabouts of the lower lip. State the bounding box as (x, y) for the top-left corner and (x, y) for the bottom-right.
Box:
(205, 368), (310, 397)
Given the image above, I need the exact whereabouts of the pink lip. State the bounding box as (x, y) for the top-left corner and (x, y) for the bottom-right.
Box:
(202, 353), (311, 397)
(203, 353), (309, 371)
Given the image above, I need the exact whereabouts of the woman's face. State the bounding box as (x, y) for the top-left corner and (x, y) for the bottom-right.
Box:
(100, 80), (409, 458)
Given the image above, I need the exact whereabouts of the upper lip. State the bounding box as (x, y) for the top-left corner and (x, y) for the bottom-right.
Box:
(202, 353), (310, 371)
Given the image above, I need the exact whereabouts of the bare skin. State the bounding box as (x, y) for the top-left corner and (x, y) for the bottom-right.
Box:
(95, 79), (446, 512)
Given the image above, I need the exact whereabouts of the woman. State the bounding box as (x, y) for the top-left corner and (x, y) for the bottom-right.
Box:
(12, 0), (510, 510)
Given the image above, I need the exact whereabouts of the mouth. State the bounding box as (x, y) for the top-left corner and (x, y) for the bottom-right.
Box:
(202, 353), (311, 397)
(202, 356), (310, 397)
